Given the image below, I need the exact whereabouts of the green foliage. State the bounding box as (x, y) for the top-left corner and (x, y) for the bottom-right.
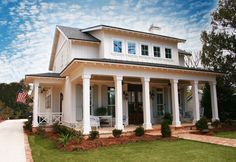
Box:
(161, 120), (171, 138)
(211, 120), (221, 128)
(36, 126), (46, 137)
(201, 0), (236, 120)
(53, 123), (82, 139)
(112, 129), (122, 138)
(88, 130), (99, 140)
(134, 126), (145, 136)
(59, 134), (73, 147)
(24, 115), (32, 132)
(95, 107), (107, 116)
(201, 84), (212, 119)
(0, 80), (32, 119)
(162, 113), (173, 125)
(196, 117), (208, 131)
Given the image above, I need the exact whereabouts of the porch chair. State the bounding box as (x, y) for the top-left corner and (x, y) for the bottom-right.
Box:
(90, 116), (100, 129)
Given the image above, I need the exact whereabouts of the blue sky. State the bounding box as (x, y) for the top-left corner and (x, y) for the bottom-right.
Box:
(0, 0), (217, 83)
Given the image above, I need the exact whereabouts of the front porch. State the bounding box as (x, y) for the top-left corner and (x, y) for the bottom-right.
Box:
(27, 62), (220, 135)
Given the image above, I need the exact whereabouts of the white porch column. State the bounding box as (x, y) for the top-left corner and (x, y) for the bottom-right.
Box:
(33, 81), (39, 127)
(170, 79), (181, 126)
(192, 80), (200, 123)
(141, 77), (152, 130)
(82, 74), (91, 134)
(114, 75), (124, 130)
(210, 81), (219, 121)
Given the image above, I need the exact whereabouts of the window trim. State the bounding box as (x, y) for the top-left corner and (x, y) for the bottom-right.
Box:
(112, 39), (123, 54)
(127, 41), (137, 55)
(140, 44), (149, 56)
(165, 48), (172, 59)
(153, 46), (161, 57)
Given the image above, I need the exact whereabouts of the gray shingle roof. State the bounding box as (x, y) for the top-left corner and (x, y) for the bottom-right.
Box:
(61, 58), (222, 75)
(178, 49), (192, 56)
(25, 73), (63, 78)
(57, 25), (100, 42)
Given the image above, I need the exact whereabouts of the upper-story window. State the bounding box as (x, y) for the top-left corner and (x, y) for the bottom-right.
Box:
(153, 46), (161, 57)
(113, 40), (122, 53)
(141, 44), (149, 56)
(127, 42), (136, 54)
(165, 48), (172, 59)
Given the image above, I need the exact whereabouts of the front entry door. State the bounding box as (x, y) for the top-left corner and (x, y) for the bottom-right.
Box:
(128, 84), (143, 125)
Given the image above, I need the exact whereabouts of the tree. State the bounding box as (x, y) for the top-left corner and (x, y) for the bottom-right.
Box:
(201, 0), (236, 120)
(0, 79), (32, 119)
(185, 50), (202, 68)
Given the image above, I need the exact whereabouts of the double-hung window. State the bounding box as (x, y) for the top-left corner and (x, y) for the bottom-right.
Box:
(165, 48), (172, 59)
(141, 44), (149, 56)
(153, 46), (161, 57)
(127, 42), (136, 54)
(113, 40), (122, 53)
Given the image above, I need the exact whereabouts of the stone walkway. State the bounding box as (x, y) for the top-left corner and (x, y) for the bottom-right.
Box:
(174, 133), (236, 148)
(0, 119), (27, 162)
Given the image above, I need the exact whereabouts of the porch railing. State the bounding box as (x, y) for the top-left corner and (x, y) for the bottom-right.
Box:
(38, 112), (63, 126)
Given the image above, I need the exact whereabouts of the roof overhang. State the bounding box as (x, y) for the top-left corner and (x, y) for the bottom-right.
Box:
(25, 74), (65, 84)
(60, 58), (224, 77)
(81, 25), (186, 43)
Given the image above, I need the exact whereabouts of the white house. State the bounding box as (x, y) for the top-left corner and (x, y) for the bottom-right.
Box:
(25, 25), (221, 134)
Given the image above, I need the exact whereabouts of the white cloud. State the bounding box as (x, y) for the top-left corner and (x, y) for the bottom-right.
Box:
(0, 0), (214, 83)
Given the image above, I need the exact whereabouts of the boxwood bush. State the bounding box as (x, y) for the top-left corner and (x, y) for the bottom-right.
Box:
(89, 130), (99, 140)
(134, 126), (145, 136)
(196, 117), (208, 131)
(112, 129), (122, 138)
(161, 120), (171, 137)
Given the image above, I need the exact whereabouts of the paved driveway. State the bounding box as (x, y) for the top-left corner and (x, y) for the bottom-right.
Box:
(0, 119), (27, 162)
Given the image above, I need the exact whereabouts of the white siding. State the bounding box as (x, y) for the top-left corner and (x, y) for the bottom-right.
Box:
(71, 42), (99, 59)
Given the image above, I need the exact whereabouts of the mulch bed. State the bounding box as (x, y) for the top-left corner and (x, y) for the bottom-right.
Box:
(59, 135), (177, 151)
(190, 126), (236, 136)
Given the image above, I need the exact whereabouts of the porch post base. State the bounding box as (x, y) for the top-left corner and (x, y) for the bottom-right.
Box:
(143, 123), (152, 130)
(212, 118), (220, 122)
(172, 121), (181, 127)
(115, 124), (124, 130)
(83, 126), (91, 135)
(192, 119), (198, 124)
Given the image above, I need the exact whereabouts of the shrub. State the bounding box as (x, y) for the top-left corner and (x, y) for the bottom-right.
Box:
(162, 113), (172, 125)
(95, 107), (107, 116)
(211, 120), (221, 128)
(161, 120), (171, 137)
(225, 119), (233, 126)
(23, 115), (32, 132)
(59, 133), (73, 147)
(112, 129), (122, 138)
(89, 130), (99, 140)
(134, 126), (145, 136)
(196, 117), (208, 131)
(36, 126), (46, 137)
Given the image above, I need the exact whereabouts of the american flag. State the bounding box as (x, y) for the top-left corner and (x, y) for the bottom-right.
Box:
(16, 90), (28, 104)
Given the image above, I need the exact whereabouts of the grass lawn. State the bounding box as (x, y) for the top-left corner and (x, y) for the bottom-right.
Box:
(29, 135), (236, 162)
(214, 131), (236, 139)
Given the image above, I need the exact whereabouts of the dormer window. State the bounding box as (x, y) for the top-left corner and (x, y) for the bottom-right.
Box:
(165, 48), (172, 59)
(113, 40), (122, 53)
(141, 44), (149, 56)
(127, 42), (136, 54)
(153, 46), (160, 57)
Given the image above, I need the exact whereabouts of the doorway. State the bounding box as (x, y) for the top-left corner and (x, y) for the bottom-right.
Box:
(128, 84), (143, 125)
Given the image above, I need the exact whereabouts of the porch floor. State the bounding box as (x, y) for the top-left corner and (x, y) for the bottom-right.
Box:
(98, 122), (196, 138)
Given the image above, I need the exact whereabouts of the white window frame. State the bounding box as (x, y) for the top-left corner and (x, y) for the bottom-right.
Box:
(153, 46), (161, 58)
(165, 48), (172, 59)
(112, 39), (123, 54)
(127, 41), (137, 55)
(140, 43), (149, 56)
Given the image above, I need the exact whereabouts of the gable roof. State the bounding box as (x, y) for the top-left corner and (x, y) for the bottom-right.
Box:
(57, 25), (100, 42)
(81, 24), (186, 43)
